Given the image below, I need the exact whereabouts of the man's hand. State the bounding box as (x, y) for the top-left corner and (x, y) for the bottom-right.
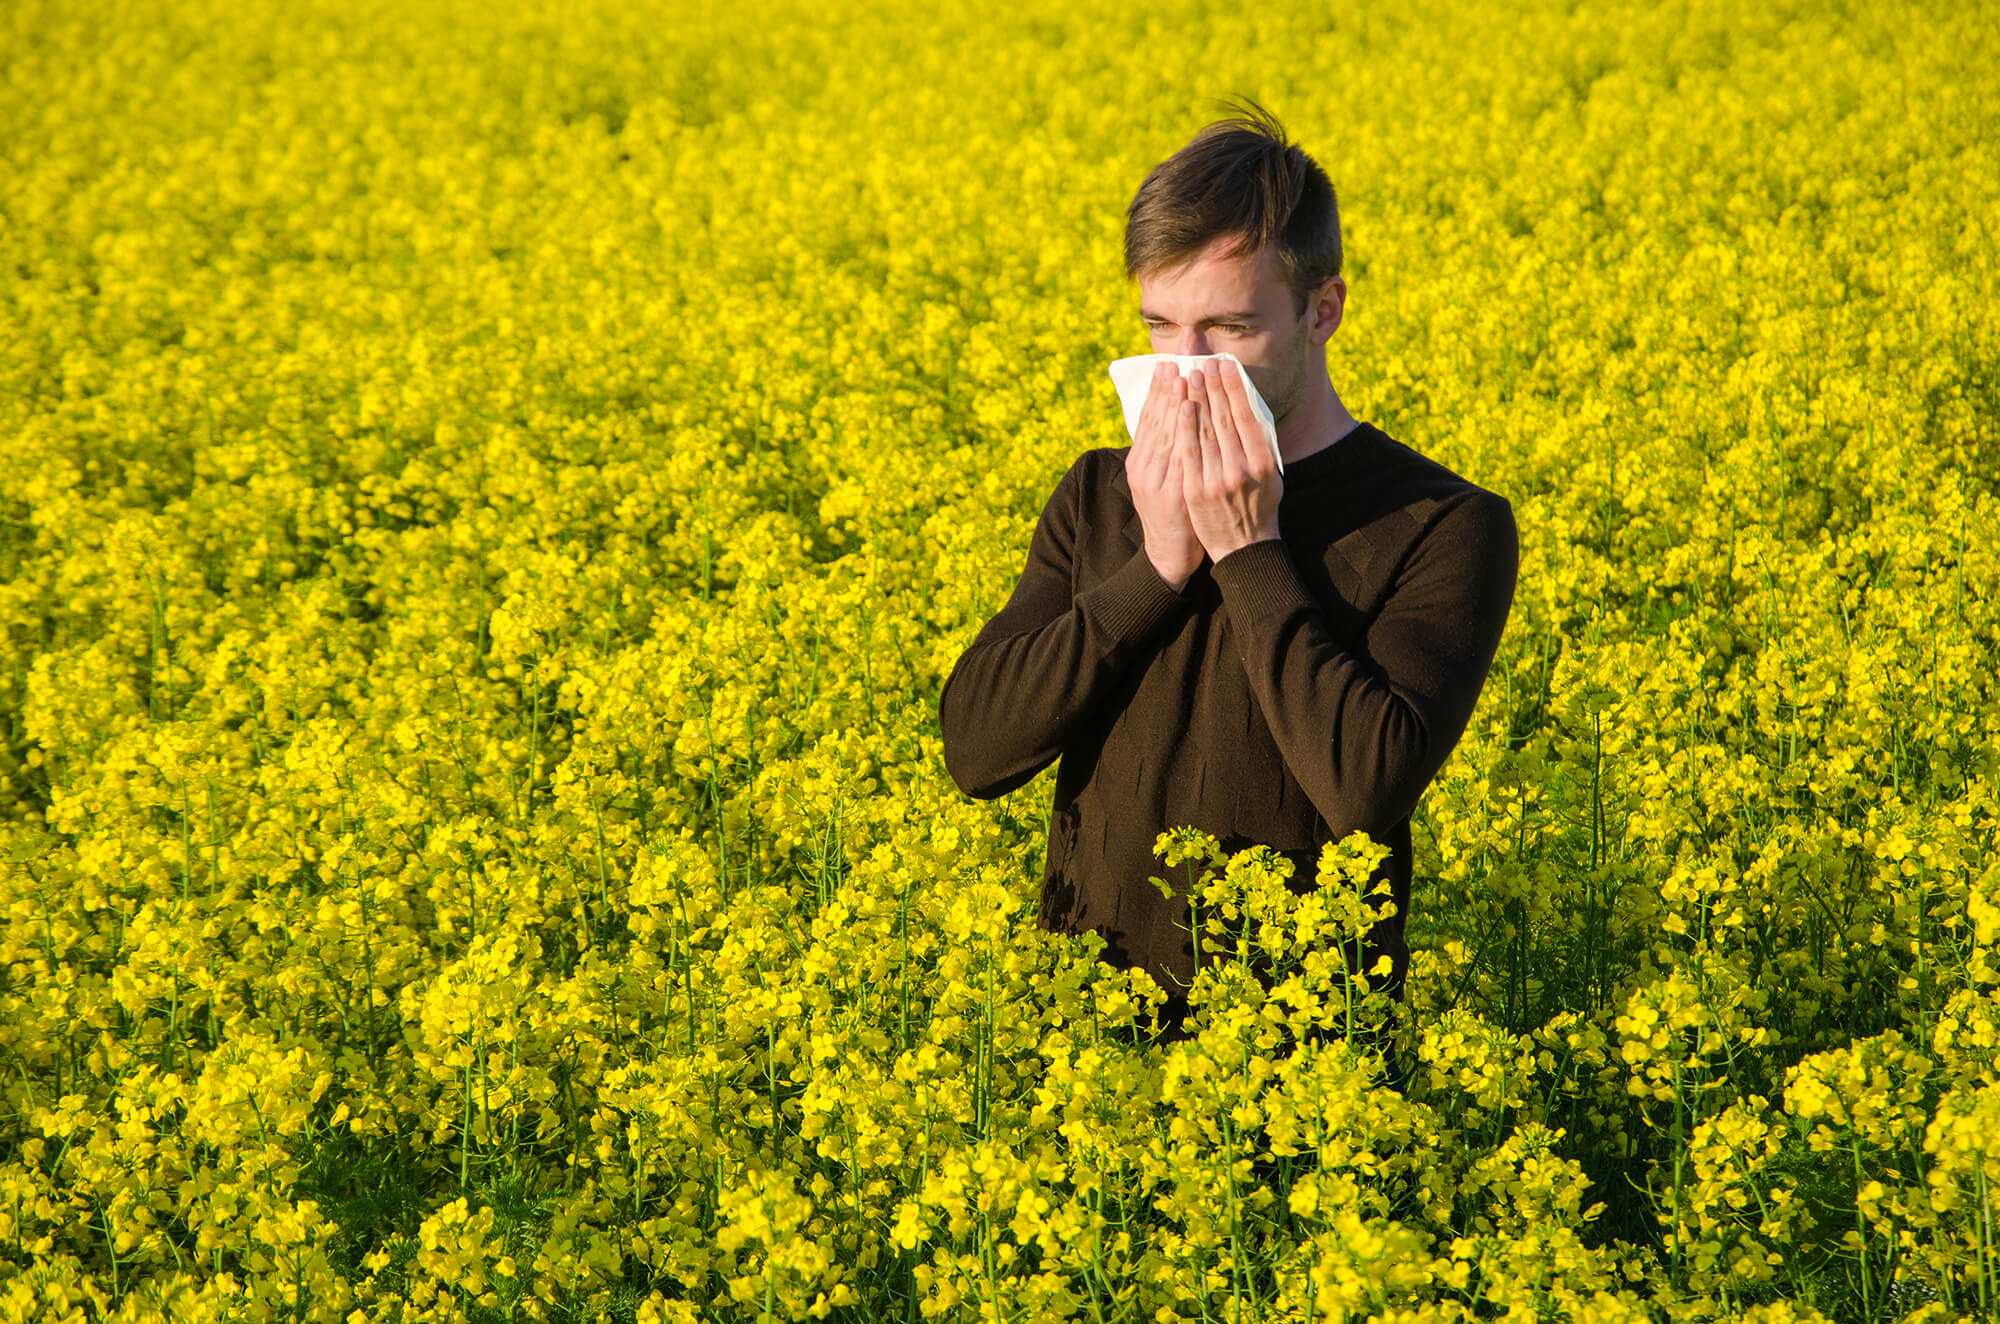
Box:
(1125, 361), (1204, 592)
(1179, 357), (1283, 562)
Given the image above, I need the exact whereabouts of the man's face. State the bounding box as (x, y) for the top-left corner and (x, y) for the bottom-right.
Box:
(1136, 233), (1341, 424)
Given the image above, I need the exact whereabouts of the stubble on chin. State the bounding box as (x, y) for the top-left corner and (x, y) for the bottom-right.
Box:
(1261, 337), (1310, 425)
(1265, 370), (1301, 425)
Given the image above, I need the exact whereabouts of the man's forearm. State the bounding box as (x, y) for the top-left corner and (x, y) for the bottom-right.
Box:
(1208, 494), (1519, 837)
(939, 548), (1188, 799)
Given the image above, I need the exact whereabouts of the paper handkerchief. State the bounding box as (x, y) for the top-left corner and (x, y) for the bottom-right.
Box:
(1107, 352), (1282, 473)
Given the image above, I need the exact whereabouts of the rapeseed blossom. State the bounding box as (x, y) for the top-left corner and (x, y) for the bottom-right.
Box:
(2, 0), (1997, 1318)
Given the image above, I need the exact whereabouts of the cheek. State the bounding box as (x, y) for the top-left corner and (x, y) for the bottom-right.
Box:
(1247, 350), (1298, 409)
(1232, 334), (1280, 366)
(1231, 337), (1278, 381)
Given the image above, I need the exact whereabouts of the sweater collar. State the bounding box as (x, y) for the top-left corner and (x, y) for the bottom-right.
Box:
(1279, 420), (1376, 489)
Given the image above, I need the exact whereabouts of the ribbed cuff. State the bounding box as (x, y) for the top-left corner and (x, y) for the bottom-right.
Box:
(1080, 547), (1193, 644)
(1209, 537), (1317, 626)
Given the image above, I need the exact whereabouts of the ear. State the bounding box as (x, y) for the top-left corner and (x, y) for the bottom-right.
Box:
(1307, 276), (1346, 347)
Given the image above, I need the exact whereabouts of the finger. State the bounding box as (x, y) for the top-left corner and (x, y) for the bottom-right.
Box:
(1136, 369), (1169, 460)
(1189, 367), (1229, 487)
(1218, 358), (1269, 470)
(1146, 373), (1179, 482)
(1137, 360), (1178, 450)
(1174, 386), (1204, 487)
(1156, 372), (1191, 461)
(1178, 404), (1203, 509)
(1197, 362), (1244, 477)
(1134, 361), (1163, 443)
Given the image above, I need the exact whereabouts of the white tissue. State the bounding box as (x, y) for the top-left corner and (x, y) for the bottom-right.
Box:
(1107, 352), (1282, 473)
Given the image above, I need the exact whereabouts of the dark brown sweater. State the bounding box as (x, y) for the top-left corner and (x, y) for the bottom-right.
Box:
(938, 421), (1518, 1022)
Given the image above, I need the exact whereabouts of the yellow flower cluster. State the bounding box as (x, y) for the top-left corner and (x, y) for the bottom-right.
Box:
(3, 0), (1998, 1318)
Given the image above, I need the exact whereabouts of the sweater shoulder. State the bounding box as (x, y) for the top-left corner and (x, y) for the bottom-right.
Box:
(1277, 428), (1513, 602)
(1362, 428), (1507, 506)
(1350, 428), (1513, 542)
(1022, 446), (1115, 526)
(1054, 445), (1138, 519)
(1016, 448), (1139, 562)
(1073, 444), (1132, 490)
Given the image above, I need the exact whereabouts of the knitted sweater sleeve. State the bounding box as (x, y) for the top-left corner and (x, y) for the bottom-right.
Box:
(1208, 488), (1519, 838)
(938, 454), (1190, 800)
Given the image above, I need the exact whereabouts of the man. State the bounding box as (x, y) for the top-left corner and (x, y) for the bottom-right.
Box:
(937, 101), (1518, 1046)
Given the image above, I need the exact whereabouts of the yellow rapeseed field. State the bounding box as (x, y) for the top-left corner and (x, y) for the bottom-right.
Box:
(4, 0), (1999, 1318)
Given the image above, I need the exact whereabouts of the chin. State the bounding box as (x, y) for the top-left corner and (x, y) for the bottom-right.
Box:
(1263, 377), (1300, 423)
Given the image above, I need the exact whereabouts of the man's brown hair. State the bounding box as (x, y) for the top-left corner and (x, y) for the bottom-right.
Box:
(1124, 97), (1340, 318)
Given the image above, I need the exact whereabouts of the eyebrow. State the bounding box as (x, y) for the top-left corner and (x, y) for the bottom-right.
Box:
(1140, 310), (1260, 324)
